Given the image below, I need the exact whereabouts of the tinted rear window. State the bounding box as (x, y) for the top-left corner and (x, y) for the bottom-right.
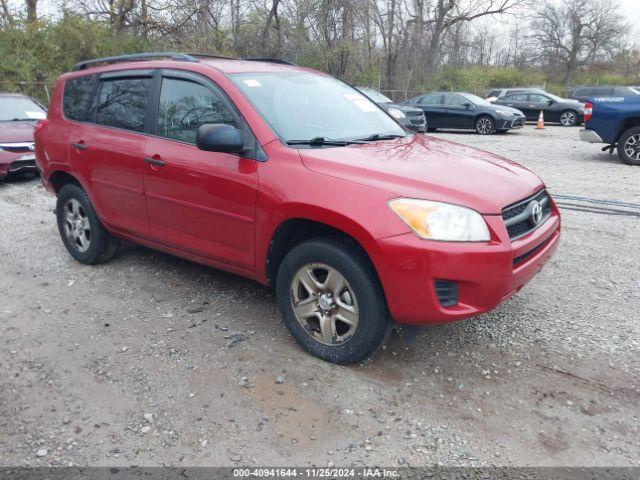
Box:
(93, 77), (151, 132)
(63, 75), (96, 121)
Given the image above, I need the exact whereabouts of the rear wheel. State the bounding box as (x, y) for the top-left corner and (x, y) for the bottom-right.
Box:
(617, 126), (640, 166)
(276, 237), (390, 364)
(475, 115), (495, 135)
(559, 110), (578, 127)
(56, 184), (119, 264)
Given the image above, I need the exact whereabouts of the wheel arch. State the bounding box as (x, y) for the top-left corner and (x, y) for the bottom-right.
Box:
(614, 117), (640, 143)
(263, 212), (384, 293)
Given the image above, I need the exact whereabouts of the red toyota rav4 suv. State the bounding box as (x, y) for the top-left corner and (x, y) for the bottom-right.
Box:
(35, 53), (560, 364)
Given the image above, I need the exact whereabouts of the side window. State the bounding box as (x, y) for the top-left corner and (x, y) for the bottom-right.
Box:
(157, 77), (239, 144)
(528, 94), (549, 103)
(506, 93), (527, 102)
(93, 77), (151, 132)
(487, 90), (501, 98)
(420, 93), (442, 105)
(63, 75), (96, 121)
(443, 93), (467, 106)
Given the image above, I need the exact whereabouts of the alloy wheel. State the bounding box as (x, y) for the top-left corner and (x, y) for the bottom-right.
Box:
(624, 134), (640, 161)
(63, 198), (91, 253)
(560, 111), (576, 126)
(289, 263), (359, 346)
(476, 117), (493, 135)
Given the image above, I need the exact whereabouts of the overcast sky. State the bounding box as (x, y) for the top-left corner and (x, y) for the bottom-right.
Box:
(619, 0), (640, 25)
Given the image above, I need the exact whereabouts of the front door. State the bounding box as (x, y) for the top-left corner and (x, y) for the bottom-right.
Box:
(142, 71), (259, 270)
(68, 72), (153, 237)
(417, 93), (445, 127)
(442, 93), (475, 128)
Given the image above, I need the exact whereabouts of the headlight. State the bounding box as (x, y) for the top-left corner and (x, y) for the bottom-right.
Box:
(495, 109), (513, 117)
(388, 198), (490, 242)
(388, 108), (406, 119)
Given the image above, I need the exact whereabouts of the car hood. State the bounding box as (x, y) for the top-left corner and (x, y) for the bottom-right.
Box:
(0, 120), (36, 143)
(299, 134), (544, 214)
(386, 103), (422, 115)
(490, 105), (524, 116)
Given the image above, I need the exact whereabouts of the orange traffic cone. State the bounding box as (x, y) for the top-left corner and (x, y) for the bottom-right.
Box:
(536, 110), (545, 129)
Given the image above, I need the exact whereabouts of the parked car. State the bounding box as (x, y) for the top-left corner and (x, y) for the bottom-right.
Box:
(0, 93), (46, 180)
(356, 87), (426, 132)
(569, 86), (639, 103)
(35, 52), (560, 364)
(485, 87), (546, 103)
(579, 95), (640, 165)
(493, 91), (585, 126)
(403, 92), (525, 135)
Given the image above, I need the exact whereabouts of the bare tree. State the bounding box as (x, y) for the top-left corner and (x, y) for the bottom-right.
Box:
(531, 0), (627, 86)
(25, 0), (37, 24)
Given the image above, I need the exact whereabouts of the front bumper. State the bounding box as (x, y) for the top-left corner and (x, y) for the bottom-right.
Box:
(374, 210), (561, 325)
(579, 129), (604, 143)
(497, 116), (525, 130)
(0, 152), (37, 179)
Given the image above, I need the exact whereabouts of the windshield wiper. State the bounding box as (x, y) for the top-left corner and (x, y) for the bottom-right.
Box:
(357, 133), (405, 142)
(286, 136), (365, 146)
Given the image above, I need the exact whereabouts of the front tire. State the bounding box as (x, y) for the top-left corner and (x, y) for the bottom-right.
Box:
(276, 237), (390, 364)
(475, 115), (495, 135)
(559, 110), (578, 127)
(56, 184), (119, 264)
(617, 126), (640, 166)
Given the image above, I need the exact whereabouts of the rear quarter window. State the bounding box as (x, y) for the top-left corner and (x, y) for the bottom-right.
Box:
(63, 75), (96, 121)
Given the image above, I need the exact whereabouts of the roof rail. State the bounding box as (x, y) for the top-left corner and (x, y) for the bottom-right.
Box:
(242, 57), (297, 66)
(72, 52), (197, 71)
(187, 53), (233, 60)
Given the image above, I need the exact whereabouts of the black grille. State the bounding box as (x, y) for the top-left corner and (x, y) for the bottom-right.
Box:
(0, 144), (32, 153)
(512, 117), (525, 127)
(502, 189), (552, 240)
(434, 280), (458, 307)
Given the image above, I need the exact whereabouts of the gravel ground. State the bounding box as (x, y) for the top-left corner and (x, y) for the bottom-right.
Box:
(0, 125), (639, 468)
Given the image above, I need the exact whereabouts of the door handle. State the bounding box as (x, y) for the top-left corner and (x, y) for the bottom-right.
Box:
(144, 156), (166, 167)
(71, 142), (88, 151)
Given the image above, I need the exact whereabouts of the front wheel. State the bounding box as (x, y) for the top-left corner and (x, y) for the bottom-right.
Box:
(475, 115), (495, 135)
(276, 237), (390, 364)
(617, 126), (640, 166)
(56, 184), (120, 264)
(559, 110), (578, 127)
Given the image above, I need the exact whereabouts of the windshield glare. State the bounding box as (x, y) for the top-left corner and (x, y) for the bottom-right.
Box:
(232, 72), (406, 143)
(0, 96), (46, 122)
(358, 88), (393, 104)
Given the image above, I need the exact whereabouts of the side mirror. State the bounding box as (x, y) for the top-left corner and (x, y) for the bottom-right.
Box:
(463, 102), (473, 109)
(196, 124), (244, 153)
(547, 99), (555, 105)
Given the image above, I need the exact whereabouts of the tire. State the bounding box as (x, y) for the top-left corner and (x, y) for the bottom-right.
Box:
(559, 110), (578, 127)
(275, 237), (390, 364)
(56, 184), (120, 264)
(617, 126), (640, 166)
(475, 115), (495, 135)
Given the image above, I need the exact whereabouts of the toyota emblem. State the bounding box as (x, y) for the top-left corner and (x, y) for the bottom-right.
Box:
(530, 201), (543, 225)
(28, 143), (36, 151)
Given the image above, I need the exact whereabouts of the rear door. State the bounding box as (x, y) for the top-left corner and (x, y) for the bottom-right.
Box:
(416, 93), (445, 127)
(68, 70), (152, 237)
(527, 93), (554, 121)
(142, 70), (259, 270)
(498, 92), (529, 116)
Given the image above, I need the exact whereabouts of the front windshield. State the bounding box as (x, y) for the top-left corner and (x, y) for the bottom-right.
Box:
(461, 93), (492, 106)
(0, 96), (46, 122)
(231, 72), (406, 142)
(358, 88), (393, 104)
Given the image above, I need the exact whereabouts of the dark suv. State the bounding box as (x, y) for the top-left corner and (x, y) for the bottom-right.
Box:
(35, 53), (560, 364)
